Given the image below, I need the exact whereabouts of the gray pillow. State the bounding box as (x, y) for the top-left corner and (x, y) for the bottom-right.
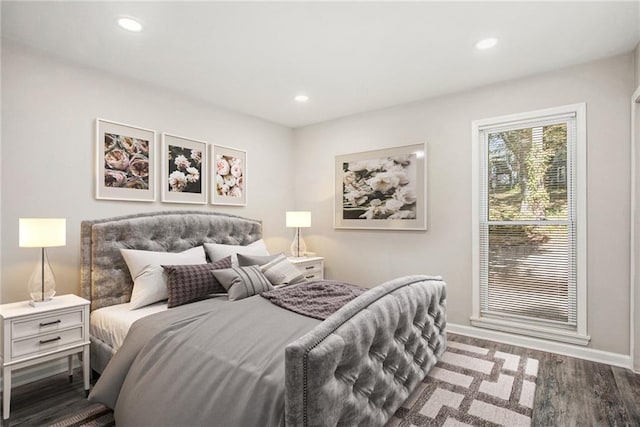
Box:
(162, 256), (232, 308)
(211, 265), (274, 301)
(237, 252), (282, 267)
(260, 254), (307, 287)
(203, 240), (269, 266)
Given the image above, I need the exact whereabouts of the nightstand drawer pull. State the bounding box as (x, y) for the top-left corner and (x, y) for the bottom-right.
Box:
(305, 274), (317, 279)
(39, 336), (61, 344)
(305, 266), (314, 270)
(39, 320), (61, 327)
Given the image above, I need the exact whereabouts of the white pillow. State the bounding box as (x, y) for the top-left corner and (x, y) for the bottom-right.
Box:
(120, 246), (207, 310)
(203, 239), (269, 267)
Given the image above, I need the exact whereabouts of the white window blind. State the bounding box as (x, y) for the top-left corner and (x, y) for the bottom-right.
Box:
(473, 105), (587, 343)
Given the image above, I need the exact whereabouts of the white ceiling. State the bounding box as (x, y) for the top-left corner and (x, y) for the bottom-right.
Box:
(2, 1), (639, 128)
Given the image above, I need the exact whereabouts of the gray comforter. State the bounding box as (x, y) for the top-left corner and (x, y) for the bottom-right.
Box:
(89, 295), (320, 427)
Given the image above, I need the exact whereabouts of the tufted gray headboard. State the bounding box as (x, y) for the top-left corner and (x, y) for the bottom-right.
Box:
(80, 210), (262, 311)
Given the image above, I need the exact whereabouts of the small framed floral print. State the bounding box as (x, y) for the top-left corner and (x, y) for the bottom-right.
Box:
(96, 118), (155, 202)
(161, 133), (207, 204)
(334, 143), (427, 230)
(211, 145), (247, 206)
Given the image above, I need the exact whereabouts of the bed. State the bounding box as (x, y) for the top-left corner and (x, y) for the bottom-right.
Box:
(81, 211), (447, 426)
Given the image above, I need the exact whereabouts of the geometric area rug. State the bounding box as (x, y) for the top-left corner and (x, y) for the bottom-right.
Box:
(47, 403), (114, 427)
(386, 341), (538, 427)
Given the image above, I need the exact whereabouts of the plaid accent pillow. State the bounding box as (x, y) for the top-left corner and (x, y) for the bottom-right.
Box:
(163, 256), (232, 308)
(260, 254), (306, 287)
(211, 265), (274, 301)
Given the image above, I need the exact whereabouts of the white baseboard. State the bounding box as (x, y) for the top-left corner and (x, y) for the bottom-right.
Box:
(448, 322), (632, 370)
(1, 358), (81, 390)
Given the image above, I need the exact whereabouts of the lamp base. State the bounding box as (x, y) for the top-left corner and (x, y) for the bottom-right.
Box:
(28, 248), (57, 303)
(290, 228), (307, 257)
(29, 297), (54, 307)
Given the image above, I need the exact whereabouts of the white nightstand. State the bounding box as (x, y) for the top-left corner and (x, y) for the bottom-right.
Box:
(0, 294), (90, 420)
(288, 256), (324, 280)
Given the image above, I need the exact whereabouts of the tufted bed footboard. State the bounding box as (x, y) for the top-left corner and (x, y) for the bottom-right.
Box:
(285, 275), (447, 427)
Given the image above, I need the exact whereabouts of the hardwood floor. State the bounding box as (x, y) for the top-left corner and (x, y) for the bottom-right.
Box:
(3, 334), (639, 426)
(2, 369), (93, 426)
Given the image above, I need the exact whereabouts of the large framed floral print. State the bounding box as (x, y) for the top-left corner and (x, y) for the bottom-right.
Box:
(96, 119), (155, 202)
(161, 133), (207, 204)
(211, 145), (247, 206)
(335, 143), (427, 230)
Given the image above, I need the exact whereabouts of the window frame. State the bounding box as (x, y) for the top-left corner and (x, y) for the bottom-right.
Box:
(471, 103), (589, 345)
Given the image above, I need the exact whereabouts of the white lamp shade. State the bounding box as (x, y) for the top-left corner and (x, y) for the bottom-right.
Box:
(286, 211), (311, 228)
(19, 218), (67, 248)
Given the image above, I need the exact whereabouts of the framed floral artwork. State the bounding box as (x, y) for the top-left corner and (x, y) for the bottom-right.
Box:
(334, 143), (427, 230)
(211, 145), (247, 206)
(96, 118), (155, 202)
(161, 133), (207, 204)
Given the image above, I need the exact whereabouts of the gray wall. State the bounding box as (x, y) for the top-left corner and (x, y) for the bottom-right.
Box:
(293, 53), (634, 355)
(1, 41), (295, 303)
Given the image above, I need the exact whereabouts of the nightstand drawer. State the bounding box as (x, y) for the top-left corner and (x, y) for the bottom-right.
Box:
(12, 326), (84, 358)
(12, 310), (83, 339)
(302, 271), (322, 280)
(300, 264), (321, 275)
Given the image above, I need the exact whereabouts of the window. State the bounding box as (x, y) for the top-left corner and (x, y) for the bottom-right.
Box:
(471, 104), (589, 345)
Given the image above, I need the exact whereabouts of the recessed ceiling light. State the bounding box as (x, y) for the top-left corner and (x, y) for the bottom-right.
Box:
(117, 17), (143, 32)
(294, 94), (310, 103)
(475, 37), (498, 50)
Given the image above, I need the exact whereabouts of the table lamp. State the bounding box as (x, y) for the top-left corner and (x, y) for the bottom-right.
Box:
(285, 211), (311, 258)
(19, 218), (66, 306)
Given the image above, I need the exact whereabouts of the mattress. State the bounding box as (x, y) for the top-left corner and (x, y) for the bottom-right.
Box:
(90, 302), (168, 351)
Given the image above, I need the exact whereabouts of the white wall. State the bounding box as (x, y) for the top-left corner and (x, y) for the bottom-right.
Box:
(1, 41), (295, 303)
(633, 42), (640, 371)
(2, 39), (636, 356)
(635, 43), (640, 86)
(633, 86), (640, 371)
(294, 53), (634, 355)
